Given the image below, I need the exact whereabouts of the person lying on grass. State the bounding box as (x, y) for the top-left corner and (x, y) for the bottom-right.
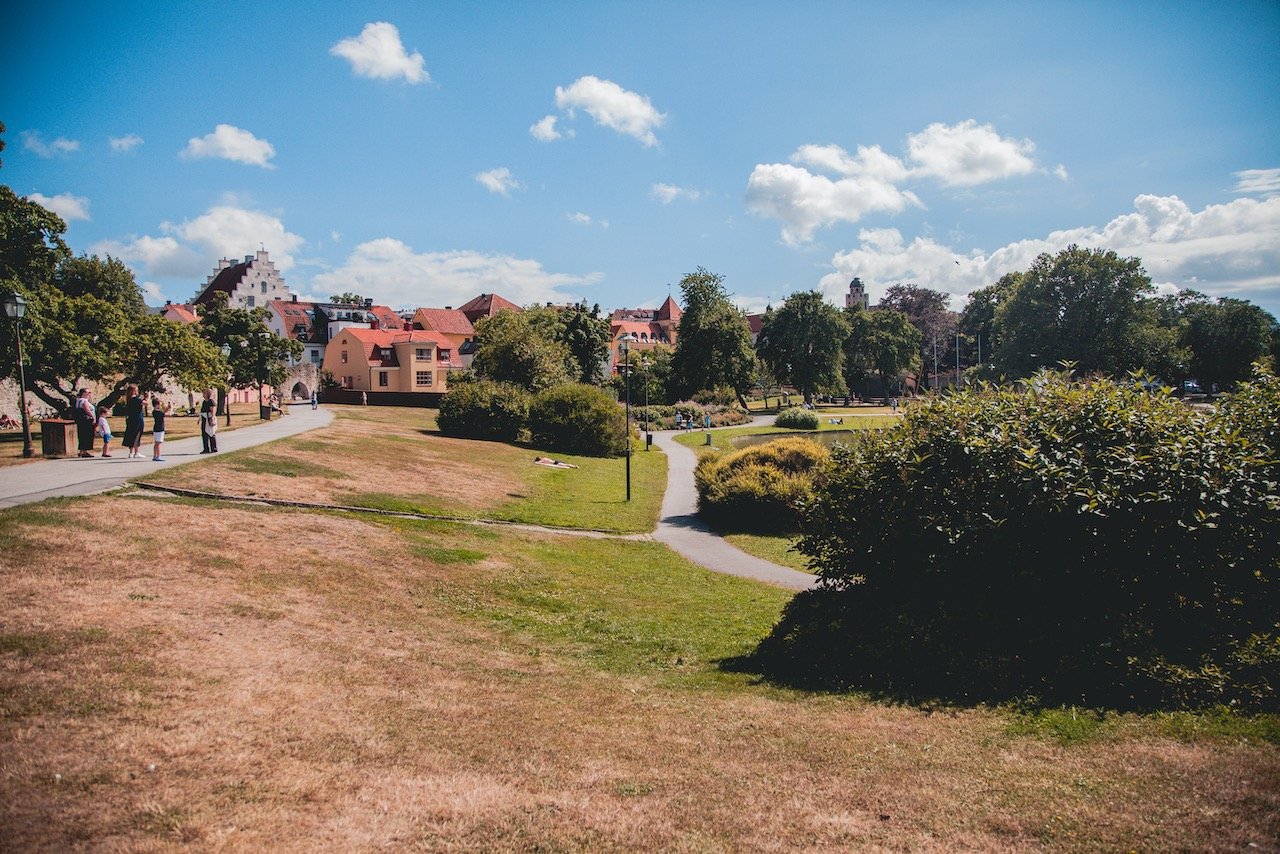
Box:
(533, 456), (578, 469)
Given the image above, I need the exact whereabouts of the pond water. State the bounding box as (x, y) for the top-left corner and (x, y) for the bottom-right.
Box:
(730, 430), (859, 449)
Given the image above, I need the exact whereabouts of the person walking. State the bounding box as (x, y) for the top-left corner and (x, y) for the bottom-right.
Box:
(310, 389), (318, 410)
(122, 385), (145, 458)
(96, 405), (113, 457)
(150, 396), (170, 461)
(199, 388), (218, 453)
(73, 388), (96, 457)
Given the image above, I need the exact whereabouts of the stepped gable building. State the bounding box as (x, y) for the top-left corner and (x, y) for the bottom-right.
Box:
(608, 295), (682, 371)
(193, 250), (293, 309)
(457, 292), (521, 325)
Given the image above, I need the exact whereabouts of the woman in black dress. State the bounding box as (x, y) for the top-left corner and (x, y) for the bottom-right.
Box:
(73, 388), (95, 458)
(122, 384), (145, 459)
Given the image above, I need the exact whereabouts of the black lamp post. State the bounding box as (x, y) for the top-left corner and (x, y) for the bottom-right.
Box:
(220, 343), (233, 426)
(619, 333), (637, 501)
(3, 293), (34, 458)
(641, 353), (650, 450)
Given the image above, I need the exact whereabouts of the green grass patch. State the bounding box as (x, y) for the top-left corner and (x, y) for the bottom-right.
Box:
(0, 627), (110, 657)
(722, 531), (812, 573)
(1006, 704), (1280, 746)
(225, 453), (345, 480)
(677, 417), (896, 451)
(410, 543), (488, 565)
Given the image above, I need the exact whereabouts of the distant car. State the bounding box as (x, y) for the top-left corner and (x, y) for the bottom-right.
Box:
(1174, 379), (1208, 398)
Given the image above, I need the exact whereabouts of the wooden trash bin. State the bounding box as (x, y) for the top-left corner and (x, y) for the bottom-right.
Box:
(40, 419), (77, 457)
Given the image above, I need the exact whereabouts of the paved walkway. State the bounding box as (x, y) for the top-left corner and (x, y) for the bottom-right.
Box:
(651, 420), (819, 591)
(0, 406), (333, 508)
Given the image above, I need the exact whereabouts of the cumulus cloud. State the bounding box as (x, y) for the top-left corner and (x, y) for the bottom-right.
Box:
(109, 134), (144, 153)
(651, 183), (701, 204)
(180, 124), (276, 168)
(1054, 164), (1069, 181)
(815, 194), (1280, 309)
(330, 21), (429, 84)
(530, 115), (566, 141)
(92, 204), (305, 281)
(310, 238), (603, 309)
(905, 120), (1037, 187)
(475, 167), (522, 196)
(553, 76), (666, 147)
(1234, 168), (1280, 197)
(29, 192), (90, 222)
(747, 121), (1045, 245)
(21, 131), (80, 158)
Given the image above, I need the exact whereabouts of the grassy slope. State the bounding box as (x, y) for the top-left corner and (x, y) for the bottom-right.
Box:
(1, 410), (1277, 849)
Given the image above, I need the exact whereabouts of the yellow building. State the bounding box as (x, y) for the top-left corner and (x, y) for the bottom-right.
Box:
(323, 327), (450, 394)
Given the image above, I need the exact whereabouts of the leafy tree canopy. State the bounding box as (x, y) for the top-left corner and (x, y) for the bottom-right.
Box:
(669, 267), (755, 402)
(756, 290), (850, 402)
(843, 308), (921, 396)
(1182, 297), (1276, 390)
(472, 309), (573, 392)
(197, 293), (302, 392)
(879, 283), (958, 386)
(328, 292), (366, 305)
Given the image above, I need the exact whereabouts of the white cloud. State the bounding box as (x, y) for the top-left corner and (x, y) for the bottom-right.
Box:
(905, 120), (1037, 187)
(567, 212), (593, 225)
(816, 194), (1280, 308)
(139, 281), (165, 302)
(748, 121), (1045, 245)
(1054, 164), (1069, 181)
(29, 192), (90, 222)
(21, 131), (80, 158)
(331, 230), (342, 243)
(475, 167), (522, 196)
(109, 134), (144, 153)
(745, 160), (922, 246)
(1234, 168), (1280, 197)
(180, 124), (276, 168)
(92, 204), (305, 281)
(310, 238), (603, 309)
(651, 183), (701, 204)
(330, 22), (429, 84)
(530, 115), (564, 142)
(553, 76), (666, 147)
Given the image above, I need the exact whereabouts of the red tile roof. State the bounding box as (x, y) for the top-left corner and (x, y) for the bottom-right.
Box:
(163, 303), (199, 324)
(269, 299), (315, 340)
(457, 292), (521, 323)
(414, 308), (475, 336)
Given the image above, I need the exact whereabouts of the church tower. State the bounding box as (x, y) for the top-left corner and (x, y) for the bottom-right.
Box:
(845, 277), (868, 310)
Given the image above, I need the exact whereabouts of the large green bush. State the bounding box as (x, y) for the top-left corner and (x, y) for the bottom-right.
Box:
(436, 380), (529, 441)
(775, 407), (819, 429)
(529, 383), (628, 456)
(694, 437), (829, 532)
(754, 372), (1280, 711)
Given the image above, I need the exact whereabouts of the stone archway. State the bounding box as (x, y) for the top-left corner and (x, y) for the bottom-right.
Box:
(290, 381), (310, 400)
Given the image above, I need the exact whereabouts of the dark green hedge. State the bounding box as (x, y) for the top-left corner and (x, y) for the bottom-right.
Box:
(694, 437), (828, 533)
(529, 383), (628, 457)
(754, 371), (1280, 711)
(436, 380), (529, 442)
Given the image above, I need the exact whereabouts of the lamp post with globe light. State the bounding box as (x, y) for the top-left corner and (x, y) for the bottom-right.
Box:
(618, 333), (638, 501)
(2, 293), (34, 458)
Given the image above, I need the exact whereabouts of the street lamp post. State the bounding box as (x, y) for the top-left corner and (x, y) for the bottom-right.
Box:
(220, 343), (233, 427)
(641, 354), (650, 451)
(618, 333), (637, 501)
(2, 293), (34, 458)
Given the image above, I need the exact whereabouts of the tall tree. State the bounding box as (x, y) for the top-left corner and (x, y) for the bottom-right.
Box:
(472, 309), (572, 392)
(756, 290), (850, 403)
(197, 294), (301, 412)
(669, 267), (755, 402)
(993, 245), (1155, 378)
(557, 302), (612, 384)
(879, 284), (958, 387)
(1181, 297), (1276, 390)
(843, 308), (921, 398)
(958, 273), (1019, 369)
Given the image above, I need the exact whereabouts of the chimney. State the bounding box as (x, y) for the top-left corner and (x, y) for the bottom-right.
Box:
(445, 306), (452, 311)
(291, 294), (298, 303)
(244, 254), (253, 264)
(403, 321), (413, 331)
(370, 317), (380, 330)
(364, 298), (373, 308)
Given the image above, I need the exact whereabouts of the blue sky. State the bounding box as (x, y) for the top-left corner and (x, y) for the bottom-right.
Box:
(4, 1), (1278, 318)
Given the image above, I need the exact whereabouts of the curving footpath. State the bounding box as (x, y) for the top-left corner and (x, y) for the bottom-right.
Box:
(651, 421), (819, 592)
(0, 406), (334, 509)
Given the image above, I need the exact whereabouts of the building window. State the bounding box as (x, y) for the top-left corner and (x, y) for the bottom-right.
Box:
(247, 295), (255, 307)
(261, 282), (267, 293)
(310, 349), (322, 364)
(438, 349), (451, 364)
(341, 350), (348, 364)
(379, 372), (389, 387)
(415, 348), (431, 361)
(416, 370), (432, 386)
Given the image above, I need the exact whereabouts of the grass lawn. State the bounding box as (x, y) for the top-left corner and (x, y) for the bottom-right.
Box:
(143, 404), (666, 534)
(676, 413), (898, 451)
(0, 402), (274, 468)
(722, 530), (811, 573)
(1, 491), (1277, 849)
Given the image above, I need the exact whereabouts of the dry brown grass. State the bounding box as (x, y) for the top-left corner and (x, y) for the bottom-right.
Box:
(2, 496), (1277, 850)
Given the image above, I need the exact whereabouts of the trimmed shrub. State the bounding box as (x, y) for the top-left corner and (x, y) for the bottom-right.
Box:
(694, 437), (829, 532)
(436, 380), (529, 442)
(754, 373), (1280, 711)
(775, 407), (819, 429)
(529, 383), (628, 456)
